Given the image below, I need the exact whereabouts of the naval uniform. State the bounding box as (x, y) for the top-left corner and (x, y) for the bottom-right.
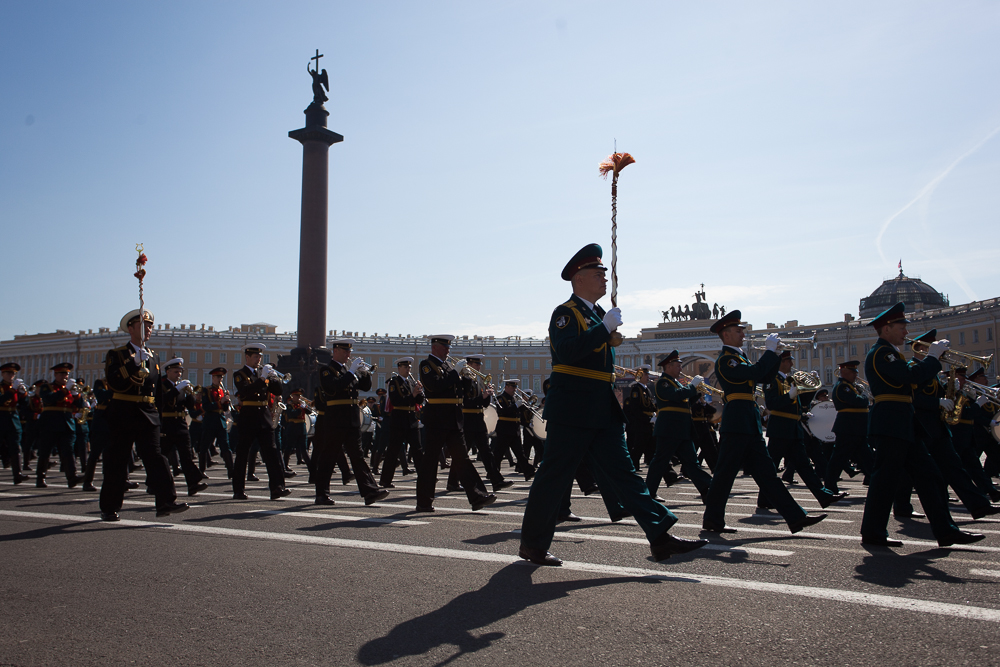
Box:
(380, 374), (421, 486)
(314, 360), (381, 501)
(647, 375), (713, 499)
(455, 381), (507, 491)
(950, 399), (1000, 502)
(702, 346), (809, 528)
(520, 294), (679, 552)
(691, 400), (719, 471)
(101, 343), (179, 513)
(157, 378), (204, 494)
(494, 391), (533, 478)
(231, 366), (287, 496)
(859, 338), (961, 542)
(81, 385), (113, 488)
(417, 355), (491, 508)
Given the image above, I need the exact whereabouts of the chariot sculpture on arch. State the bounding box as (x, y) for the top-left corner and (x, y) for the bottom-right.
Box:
(662, 284), (724, 322)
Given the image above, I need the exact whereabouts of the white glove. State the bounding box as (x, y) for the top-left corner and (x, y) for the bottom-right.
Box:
(803, 411), (814, 419)
(349, 357), (365, 375)
(602, 307), (623, 332)
(788, 385), (799, 399)
(704, 394), (713, 404)
(134, 347), (152, 362)
(927, 340), (950, 359)
(176, 380), (192, 391)
(939, 397), (955, 412)
(68, 383), (80, 395)
(260, 364), (274, 378)
(453, 359), (468, 374)
(976, 395), (989, 407)
(13, 378), (25, 390)
(811, 370), (820, 379)
(649, 415), (657, 424)
(691, 375), (704, 388)
(765, 333), (780, 352)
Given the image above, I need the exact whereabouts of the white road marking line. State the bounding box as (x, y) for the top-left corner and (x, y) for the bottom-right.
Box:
(510, 529), (796, 557)
(970, 568), (1000, 578)
(247, 509), (427, 526)
(2, 508), (998, 623)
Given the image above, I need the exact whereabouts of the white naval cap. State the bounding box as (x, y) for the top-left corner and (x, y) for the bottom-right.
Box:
(395, 356), (415, 366)
(119, 308), (154, 333)
(330, 338), (356, 349)
(429, 334), (455, 345)
(465, 354), (486, 361)
(523, 388), (533, 396)
(637, 364), (652, 371)
(504, 378), (521, 385)
(164, 357), (185, 369)
(243, 342), (267, 354)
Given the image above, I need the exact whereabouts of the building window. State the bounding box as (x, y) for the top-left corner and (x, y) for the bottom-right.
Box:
(379, 357), (385, 368)
(204, 352), (212, 363)
(988, 328), (994, 342)
(378, 373), (385, 389)
(799, 349), (807, 359)
(220, 352), (227, 363)
(510, 359), (517, 370)
(189, 351), (197, 363)
(263, 354), (270, 363)
(959, 332), (966, 345)
(87, 353), (92, 364)
(837, 346), (844, 357)
(851, 345), (857, 356)
(973, 330), (979, 343)
(812, 347), (819, 359)
(824, 347), (831, 358)
(485, 359), (492, 370)
(533, 378), (542, 393)
(534, 359), (540, 370)
(546, 359), (552, 369)
(234, 354), (241, 365)
(826, 369), (833, 384)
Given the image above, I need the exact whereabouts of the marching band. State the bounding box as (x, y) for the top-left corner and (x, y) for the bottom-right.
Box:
(3, 247), (1000, 565)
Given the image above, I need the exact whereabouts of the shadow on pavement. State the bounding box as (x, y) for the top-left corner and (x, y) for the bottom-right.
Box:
(356, 563), (659, 666)
(854, 548), (968, 587)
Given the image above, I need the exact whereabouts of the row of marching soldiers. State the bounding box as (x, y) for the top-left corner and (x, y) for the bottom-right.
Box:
(0, 311), (562, 518)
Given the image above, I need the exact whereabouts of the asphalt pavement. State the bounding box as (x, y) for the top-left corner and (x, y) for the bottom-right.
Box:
(2, 457), (999, 667)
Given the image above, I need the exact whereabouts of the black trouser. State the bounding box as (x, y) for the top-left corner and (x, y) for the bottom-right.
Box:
(626, 426), (653, 470)
(82, 416), (110, 486)
(647, 433), (713, 498)
(861, 434), (958, 541)
(0, 423), (24, 481)
(760, 435), (835, 506)
(232, 419), (285, 495)
(314, 418), (379, 499)
(417, 427), (489, 508)
(100, 407), (176, 513)
(380, 418), (416, 487)
(492, 425), (531, 474)
(36, 427), (77, 484)
(693, 424), (720, 472)
(201, 415), (233, 474)
(826, 432), (874, 492)
(161, 429), (202, 492)
(451, 427), (505, 490)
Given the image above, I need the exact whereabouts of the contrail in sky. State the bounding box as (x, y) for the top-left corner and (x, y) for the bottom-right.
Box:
(875, 122), (1000, 269)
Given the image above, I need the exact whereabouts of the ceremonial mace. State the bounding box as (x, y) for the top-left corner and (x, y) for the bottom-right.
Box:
(134, 244), (150, 378)
(598, 151), (635, 347)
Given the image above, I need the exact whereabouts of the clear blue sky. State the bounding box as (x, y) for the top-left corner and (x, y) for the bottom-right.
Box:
(3, 1), (999, 342)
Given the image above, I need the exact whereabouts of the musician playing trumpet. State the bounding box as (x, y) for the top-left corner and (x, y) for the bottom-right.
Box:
(157, 357), (208, 497)
(313, 339), (388, 506)
(825, 360), (875, 495)
(379, 357), (421, 487)
(201, 368), (235, 476)
(452, 354), (512, 493)
(859, 301), (983, 548)
(231, 343), (290, 501)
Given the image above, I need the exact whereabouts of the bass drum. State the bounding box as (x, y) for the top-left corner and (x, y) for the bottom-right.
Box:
(484, 404), (499, 437)
(306, 413), (317, 437)
(803, 400), (836, 444)
(528, 412), (547, 440)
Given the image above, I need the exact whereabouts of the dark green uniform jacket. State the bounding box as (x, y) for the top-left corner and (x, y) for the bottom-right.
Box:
(715, 345), (780, 436)
(864, 338), (941, 441)
(653, 376), (698, 440)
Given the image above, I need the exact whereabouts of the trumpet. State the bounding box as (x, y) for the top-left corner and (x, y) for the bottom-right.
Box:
(906, 338), (994, 372)
(961, 380), (1000, 408)
(614, 365), (661, 380)
(749, 334), (818, 352)
(679, 372), (725, 399)
(348, 357), (377, 376)
(447, 356), (493, 385)
(834, 367), (873, 401)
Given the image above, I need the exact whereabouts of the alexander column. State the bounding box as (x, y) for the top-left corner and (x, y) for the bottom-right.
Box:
(280, 49), (343, 395)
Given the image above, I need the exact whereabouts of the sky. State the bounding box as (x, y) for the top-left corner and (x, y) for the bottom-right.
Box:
(3, 1), (999, 343)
